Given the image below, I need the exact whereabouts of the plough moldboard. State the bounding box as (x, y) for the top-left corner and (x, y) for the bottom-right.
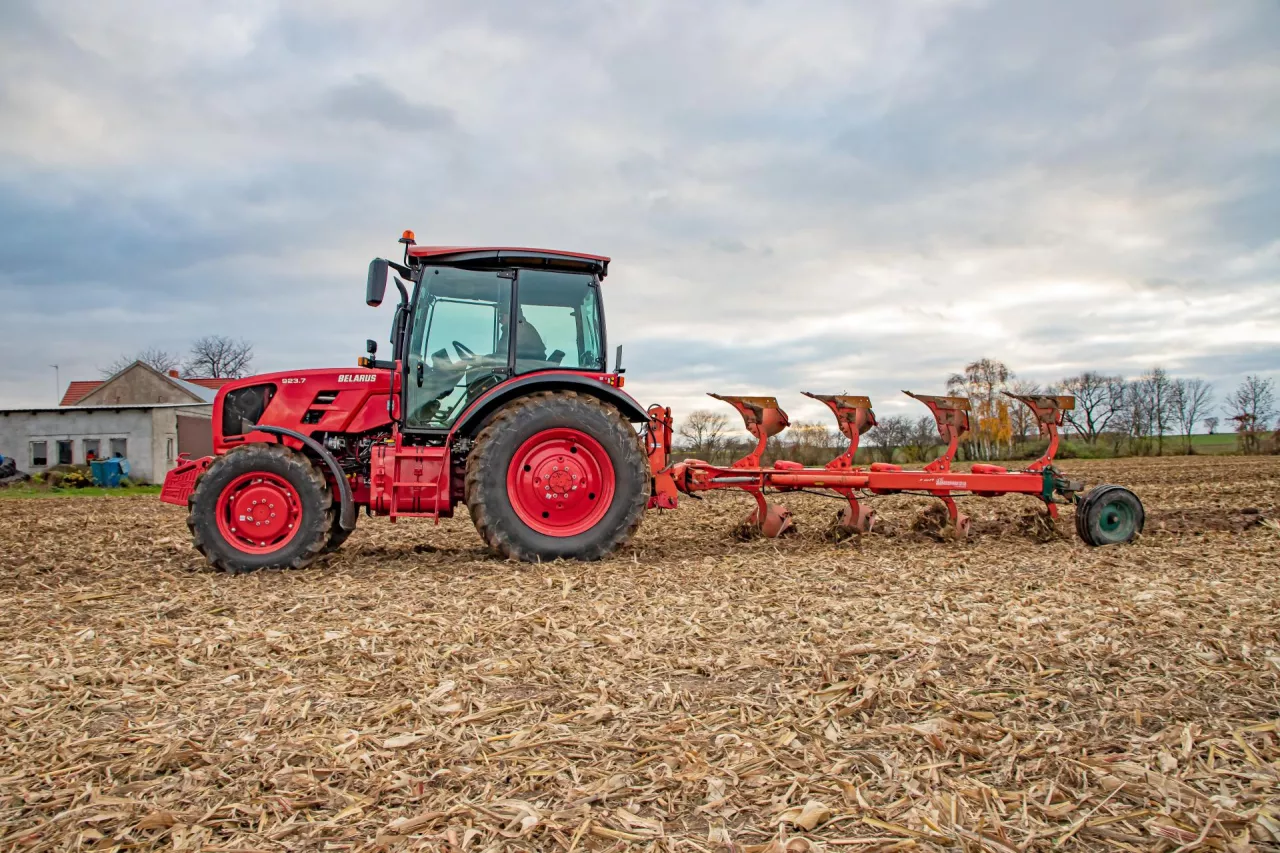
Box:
(654, 390), (1145, 546)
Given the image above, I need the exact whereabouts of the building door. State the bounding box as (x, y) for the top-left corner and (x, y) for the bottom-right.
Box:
(177, 416), (214, 459)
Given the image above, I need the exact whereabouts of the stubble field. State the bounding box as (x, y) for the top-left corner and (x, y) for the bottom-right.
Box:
(0, 456), (1278, 851)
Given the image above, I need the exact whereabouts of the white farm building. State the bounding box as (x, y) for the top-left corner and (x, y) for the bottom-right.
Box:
(0, 361), (222, 484)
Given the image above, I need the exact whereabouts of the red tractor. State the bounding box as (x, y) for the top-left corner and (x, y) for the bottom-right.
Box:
(163, 231), (1143, 572)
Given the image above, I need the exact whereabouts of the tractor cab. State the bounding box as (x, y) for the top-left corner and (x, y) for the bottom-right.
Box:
(366, 238), (613, 430)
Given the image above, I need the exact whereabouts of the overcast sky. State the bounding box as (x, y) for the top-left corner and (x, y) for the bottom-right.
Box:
(1, 0), (1277, 428)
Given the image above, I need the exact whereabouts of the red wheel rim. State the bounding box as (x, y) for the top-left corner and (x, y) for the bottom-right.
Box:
(214, 472), (303, 554)
(506, 428), (615, 536)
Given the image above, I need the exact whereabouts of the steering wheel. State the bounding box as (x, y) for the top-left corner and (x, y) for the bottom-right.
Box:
(452, 340), (476, 361)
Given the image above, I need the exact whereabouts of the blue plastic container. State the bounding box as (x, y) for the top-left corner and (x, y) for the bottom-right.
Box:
(90, 458), (130, 487)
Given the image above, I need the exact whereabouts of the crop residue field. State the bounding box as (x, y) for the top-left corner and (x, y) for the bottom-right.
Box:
(1, 456), (1278, 850)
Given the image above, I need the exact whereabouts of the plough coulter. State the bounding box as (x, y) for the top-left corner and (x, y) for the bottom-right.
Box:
(162, 232), (1143, 572)
(652, 390), (1143, 544)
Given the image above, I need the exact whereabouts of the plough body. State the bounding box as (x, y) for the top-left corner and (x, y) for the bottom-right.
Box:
(648, 390), (1142, 545)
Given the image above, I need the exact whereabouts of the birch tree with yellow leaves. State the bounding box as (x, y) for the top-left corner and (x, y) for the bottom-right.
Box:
(946, 358), (1014, 460)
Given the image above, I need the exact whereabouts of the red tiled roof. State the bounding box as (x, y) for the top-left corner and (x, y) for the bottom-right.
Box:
(60, 375), (233, 406)
(60, 381), (103, 406)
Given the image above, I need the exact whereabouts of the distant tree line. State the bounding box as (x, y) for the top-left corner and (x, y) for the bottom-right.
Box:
(674, 360), (1279, 464)
(1048, 367), (1275, 457)
(100, 335), (255, 380)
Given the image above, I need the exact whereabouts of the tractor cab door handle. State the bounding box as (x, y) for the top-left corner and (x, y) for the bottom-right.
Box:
(415, 361), (424, 387)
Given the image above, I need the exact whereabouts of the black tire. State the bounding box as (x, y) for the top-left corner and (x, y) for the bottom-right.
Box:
(1074, 489), (1097, 542)
(322, 518), (355, 554)
(187, 444), (334, 573)
(465, 391), (648, 562)
(1077, 485), (1144, 546)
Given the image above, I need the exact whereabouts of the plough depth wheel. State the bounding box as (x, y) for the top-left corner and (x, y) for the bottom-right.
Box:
(1076, 485), (1144, 546)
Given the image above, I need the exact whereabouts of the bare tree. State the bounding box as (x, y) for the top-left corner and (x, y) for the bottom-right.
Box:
(866, 415), (912, 463)
(779, 421), (840, 466)
(1007, 378), (1040, 446)
(99, 346), (181, 378)
(1204, 416), (1219, 435)
(677, 410), (730, 460)
(1169, 378), (1213, 454)
(1132, 367), (1174, 454)
(1226, 375), (1276, 454)
(184, 335), (255, 379)
(903, 416), (938, 462)
(1055, 372), (1123, 444)
(1109, 384), (1139, 455)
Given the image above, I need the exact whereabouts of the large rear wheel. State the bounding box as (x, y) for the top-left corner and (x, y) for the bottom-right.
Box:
(466, 391), (648, 561)
(188, 444), (334, 573)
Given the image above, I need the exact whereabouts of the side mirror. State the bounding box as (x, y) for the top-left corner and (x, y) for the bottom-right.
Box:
(366, 339), (377, 355)
(366, 258), (390, 307)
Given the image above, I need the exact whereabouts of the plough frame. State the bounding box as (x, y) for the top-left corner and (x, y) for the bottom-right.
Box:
(652, 390), (1093, 540)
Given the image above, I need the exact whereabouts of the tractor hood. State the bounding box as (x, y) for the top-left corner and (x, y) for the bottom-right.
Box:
(213, 367), (394, 450)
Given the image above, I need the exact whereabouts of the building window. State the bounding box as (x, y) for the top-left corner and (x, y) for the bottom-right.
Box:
(56, 440), (73, 465)
(166, 438), (175, 462)
(109, 438), (128, 458)
(30, 441), (47, 467)
(83, 439), (101, 461)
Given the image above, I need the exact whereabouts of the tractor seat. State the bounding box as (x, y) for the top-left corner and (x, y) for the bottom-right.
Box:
(548, 349), (566, 365)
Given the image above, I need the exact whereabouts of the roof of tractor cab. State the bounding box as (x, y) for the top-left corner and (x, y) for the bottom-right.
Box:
(407, 246), (610, 278)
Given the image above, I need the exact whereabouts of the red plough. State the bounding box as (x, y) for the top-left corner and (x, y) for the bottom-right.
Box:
(663, 390), (1123, 542)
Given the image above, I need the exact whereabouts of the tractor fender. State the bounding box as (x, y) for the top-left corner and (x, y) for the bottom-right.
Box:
(255, 426), (357, 531)
(451, 373), (649, 439)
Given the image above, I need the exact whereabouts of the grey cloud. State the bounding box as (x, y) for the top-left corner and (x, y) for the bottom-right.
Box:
(0, 0), (1277, 414)
(323, 77), (454, 132)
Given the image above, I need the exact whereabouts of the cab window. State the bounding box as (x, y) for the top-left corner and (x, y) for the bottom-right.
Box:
(514, 270), (604, 375)
(405, 267), (511, 428)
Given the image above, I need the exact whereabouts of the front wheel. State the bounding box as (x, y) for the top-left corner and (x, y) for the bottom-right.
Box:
(188, 444), (334, 572)
(465, 391), (648, 561)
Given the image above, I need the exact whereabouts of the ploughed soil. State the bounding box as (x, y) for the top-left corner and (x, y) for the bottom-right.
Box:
(0, 456), (1277, 851)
